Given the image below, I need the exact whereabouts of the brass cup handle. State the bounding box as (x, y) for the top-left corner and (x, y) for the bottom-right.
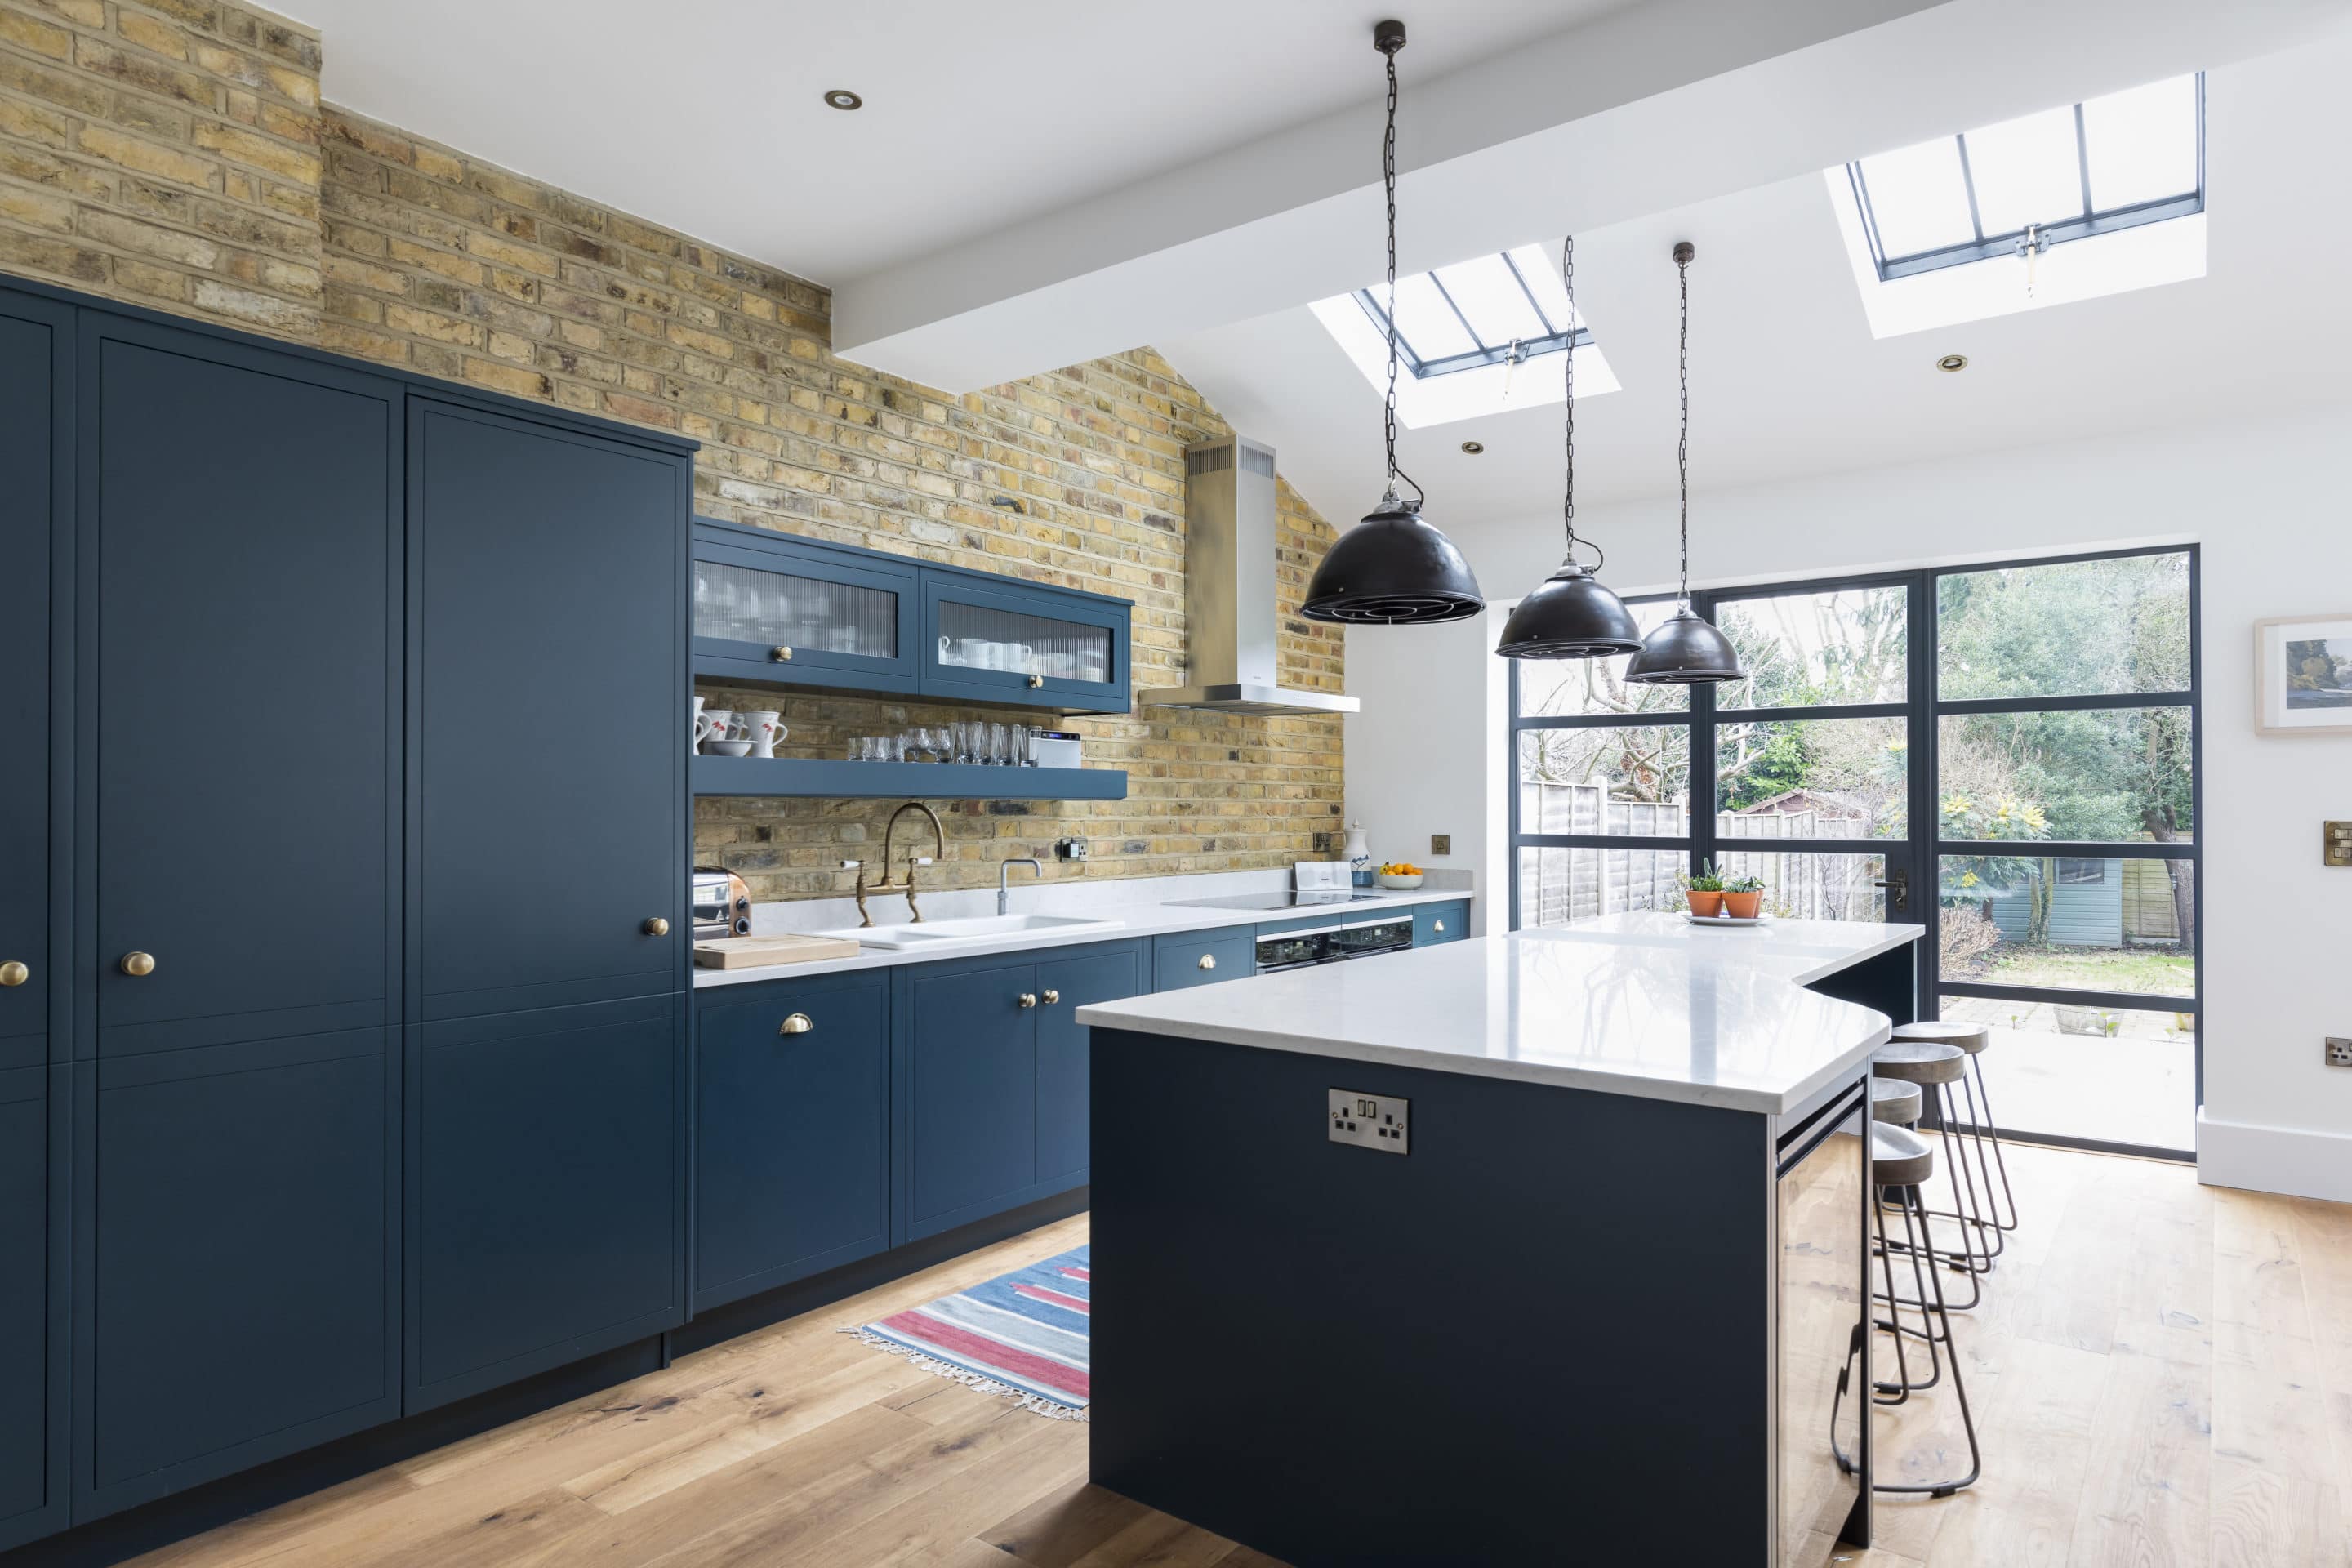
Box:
(119, 951), (155, 978)
(1433, 920), (1446, 933)
(1018, 992), (1038, 1009)
(772, 645), (793, 662)
(643, 916), (670, 936)
(779, 1013), (813, 1036)
(1197, 953), (1216, 970)
(1041, 989), (1060, 1004)
(0, 961), (27, 988)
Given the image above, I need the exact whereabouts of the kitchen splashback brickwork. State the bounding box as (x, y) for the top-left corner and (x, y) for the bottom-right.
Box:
(0, 0), (1348, 902)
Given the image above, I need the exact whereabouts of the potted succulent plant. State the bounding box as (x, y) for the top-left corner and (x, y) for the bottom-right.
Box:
(1683, 862), (1725, 919)
(1721, 874), (1766, 920)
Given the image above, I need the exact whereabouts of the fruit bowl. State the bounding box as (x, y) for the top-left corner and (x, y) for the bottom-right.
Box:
(1377, 871), (1423, 889)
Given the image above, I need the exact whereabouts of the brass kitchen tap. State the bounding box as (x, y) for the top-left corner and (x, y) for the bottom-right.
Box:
(853, 801), (947, 926)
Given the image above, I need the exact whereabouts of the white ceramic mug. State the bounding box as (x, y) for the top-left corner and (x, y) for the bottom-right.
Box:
(699, 710), (734, 754)
(738, 710), (786, 758)
(691, 697), (710, 754)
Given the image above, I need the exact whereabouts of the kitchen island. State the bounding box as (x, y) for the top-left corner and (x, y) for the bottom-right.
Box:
(1075, 914), (1922, 1567)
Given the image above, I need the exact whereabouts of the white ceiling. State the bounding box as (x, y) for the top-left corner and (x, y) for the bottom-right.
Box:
(1163, 25), (2352, 528)
(279, 0), (1632, 284)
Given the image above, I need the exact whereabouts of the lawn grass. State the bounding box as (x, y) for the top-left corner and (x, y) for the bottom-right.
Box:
(1978, 944), (2194, 996)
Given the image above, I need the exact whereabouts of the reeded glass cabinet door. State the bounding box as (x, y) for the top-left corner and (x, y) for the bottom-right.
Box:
(920, 577), (1129, 711)
(692, 535), (918, 692)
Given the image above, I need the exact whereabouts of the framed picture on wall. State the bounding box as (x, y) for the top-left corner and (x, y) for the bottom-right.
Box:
(2256, 613), (2352, 735)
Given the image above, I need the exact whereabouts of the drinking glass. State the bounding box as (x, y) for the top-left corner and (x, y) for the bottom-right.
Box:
(987, 723), (1009, 766)
(956, 722), (978, 765)
(1011, 727), (1032, 767)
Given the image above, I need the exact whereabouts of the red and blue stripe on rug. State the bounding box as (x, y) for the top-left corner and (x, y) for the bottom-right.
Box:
(848, 1245), (1091, 1420)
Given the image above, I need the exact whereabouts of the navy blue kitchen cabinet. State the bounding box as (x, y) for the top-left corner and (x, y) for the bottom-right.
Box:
(1152, 929), (1256, 991)
(695, 973), (890, 1312)
(412, 397), (689, 1020)
(0, 288), (69, 1552)
(691, 518), (1133, 715)
(1413, 900), (1470, 946)
(1035, 947), (1141, 1186)
(408, 996), (684, 1411)
(71, 311), (405, 1522)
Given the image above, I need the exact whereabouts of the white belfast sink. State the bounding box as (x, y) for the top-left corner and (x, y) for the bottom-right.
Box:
(821, 913), (1125, 949)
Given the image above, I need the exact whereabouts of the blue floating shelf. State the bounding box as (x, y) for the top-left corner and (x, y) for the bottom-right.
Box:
(692, 755), (1128, 800)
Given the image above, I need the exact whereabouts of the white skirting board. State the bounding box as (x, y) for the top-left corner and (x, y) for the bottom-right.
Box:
(2197, 1107), (2352, 1202)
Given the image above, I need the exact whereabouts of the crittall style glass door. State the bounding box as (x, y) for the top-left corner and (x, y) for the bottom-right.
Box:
(1510, 546), (2200, 1158)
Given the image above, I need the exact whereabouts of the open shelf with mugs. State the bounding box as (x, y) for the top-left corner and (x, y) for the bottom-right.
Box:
(691, 699), (1125, 801)
(691, 518), (1132, 715)
(691, 755), (1127, 800)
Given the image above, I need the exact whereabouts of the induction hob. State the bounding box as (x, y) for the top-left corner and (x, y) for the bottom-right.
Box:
(1164, 890), (1388, 911)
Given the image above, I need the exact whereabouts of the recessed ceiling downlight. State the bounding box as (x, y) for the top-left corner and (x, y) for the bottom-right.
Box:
(1937, 353), (1969, 372)
(823, 89), (863, 110)
(1459, 440), (1485, 454)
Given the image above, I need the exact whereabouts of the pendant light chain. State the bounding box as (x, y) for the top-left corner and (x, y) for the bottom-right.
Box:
(1675, 243), (1691, 610)
(1379, 42), (1423, 510)
(1560, 234), (1598, 571)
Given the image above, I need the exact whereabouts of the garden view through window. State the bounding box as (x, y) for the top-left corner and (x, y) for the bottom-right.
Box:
(1509, 548), (2198, 1155)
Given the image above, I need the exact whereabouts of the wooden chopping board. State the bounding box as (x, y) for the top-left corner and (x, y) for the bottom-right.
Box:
(693, 933), (865, 969)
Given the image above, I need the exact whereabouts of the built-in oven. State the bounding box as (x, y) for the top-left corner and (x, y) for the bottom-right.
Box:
(1254, 915), (1414, 973)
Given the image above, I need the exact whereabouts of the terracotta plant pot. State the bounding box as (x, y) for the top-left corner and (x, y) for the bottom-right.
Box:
(1686, 890), (1724, 918)
(1721, 891), (1763, 920)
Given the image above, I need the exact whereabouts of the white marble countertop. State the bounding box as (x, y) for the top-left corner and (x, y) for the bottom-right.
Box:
(690, 880), (1472, 988)
(1074, 913), (1924, 1114)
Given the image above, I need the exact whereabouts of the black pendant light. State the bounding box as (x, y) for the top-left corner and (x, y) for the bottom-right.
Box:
(1301, 19), (1484, 626)
(1625, 241), (1743, 684)
(1494, 234), (1642, 660)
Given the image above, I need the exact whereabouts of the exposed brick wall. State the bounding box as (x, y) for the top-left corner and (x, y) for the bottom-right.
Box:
(0, 1), (1348, 902)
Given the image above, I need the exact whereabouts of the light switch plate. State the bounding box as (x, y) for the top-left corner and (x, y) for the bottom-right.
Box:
(1329, 1089), (1410, 1155)
(2327, 822), (2351, 868)
(1430, 834), (1450, 856)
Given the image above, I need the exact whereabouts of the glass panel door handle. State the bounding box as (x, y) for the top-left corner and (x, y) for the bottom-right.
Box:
(1872, 867), (1909, 911)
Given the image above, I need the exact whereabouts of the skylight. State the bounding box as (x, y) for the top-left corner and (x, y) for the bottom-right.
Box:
(1310, 243), (1620, 429)
(1824, 74), (2207, 339)
(1846, 74), (2203, 281)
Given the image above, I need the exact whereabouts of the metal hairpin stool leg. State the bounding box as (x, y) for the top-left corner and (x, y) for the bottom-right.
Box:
(1858, 1123), (1983, 1497)
(1894, 1019), (2016, 1236)
(1870, 1042), (1993, 1310)
(1867, 1077), (1930, 1405)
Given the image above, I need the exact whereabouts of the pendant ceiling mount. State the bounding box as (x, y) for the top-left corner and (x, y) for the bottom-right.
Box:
(1625, 240), (1743, 685)
(1301, 17), (1485, 627)
(1495, 234), (1642, 660)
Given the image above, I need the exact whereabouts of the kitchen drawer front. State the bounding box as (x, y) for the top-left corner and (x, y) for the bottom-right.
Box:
(1414, 901), (1470, 946)
(918, 575), (1131, 713)
(694, 973), (890, 1312)
(692, 531), (919, 695)
(1153, 930), (1256, 991)
(408, 995), (684, 1412)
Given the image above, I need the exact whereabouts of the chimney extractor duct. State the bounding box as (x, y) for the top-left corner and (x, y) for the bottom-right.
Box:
(1145, 438), (1361, 716)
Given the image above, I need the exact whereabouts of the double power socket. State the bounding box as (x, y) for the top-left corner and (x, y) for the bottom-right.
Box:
(2328, 1038), (2352, 1070)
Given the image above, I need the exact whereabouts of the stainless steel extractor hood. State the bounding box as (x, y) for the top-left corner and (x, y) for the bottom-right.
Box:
(1144, 437), (1361, 716)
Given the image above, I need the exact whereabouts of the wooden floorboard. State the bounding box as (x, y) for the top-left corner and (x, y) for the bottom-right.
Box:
(121, 1150), (2352, 1568)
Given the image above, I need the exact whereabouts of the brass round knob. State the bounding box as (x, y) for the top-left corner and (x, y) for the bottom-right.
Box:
(119, 951), (155, 978)
(1197, 953), (1215, 971)
(1041, 989), (1060, 1005)
(643, 916), (670, 936)
(0, 961), (27, 988)
(772, 645), (793, 662)
(1434, 920), (1446, 933)
(779, 1013), (813, 1036)
(1027, 675), (1044, 688)
(1018, 992), (1038, 1009)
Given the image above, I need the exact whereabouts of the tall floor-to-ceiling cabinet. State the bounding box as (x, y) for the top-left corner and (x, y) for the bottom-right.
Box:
(0, 278), (693, 1549)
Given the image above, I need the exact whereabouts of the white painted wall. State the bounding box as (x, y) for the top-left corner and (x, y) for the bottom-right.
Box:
(1345, 400), (2352, 1198)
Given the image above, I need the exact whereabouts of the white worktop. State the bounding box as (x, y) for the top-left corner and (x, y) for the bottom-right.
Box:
(690, 875), (1472, 988)
(1074, 913), (1923, 1114)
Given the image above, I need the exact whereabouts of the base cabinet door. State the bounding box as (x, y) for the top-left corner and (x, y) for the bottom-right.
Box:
(0, 1071), (52, 1548)
(696, 976), (889, 1312)
(80, 1041), (394, 1517)
(1035, 947), (1140, 1186)
(902, 962), (1038, 1239)
(410, 996), (683, 1411)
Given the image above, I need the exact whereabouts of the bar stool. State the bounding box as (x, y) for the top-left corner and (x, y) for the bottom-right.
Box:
(1869, 1076), (1922, 1127)
(1893, 1019), (2016, 1236)
(1869, 1043), (1995, 1303)
(1859, 1124), (1982, 1498)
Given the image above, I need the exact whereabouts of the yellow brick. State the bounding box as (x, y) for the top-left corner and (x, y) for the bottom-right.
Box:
(463, 228), (555, 277)
(117, 11), (193, 60)
(22, 0), (104, 23)
(384, 301), (479, 345)
(0, 11), (73, 60)
(77, 123), (217, 188)
(410, 142), (461, 182)
(319, 319), (406, 362)
(0, 96), (71, 149)
(190, 119), (317, 184)
(460, 355), (549, 399)
(0, 180), (74, 231)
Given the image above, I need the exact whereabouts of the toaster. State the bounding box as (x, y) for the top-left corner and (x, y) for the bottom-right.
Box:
(692, 866), (752, 938)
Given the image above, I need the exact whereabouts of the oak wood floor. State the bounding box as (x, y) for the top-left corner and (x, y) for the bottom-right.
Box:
(129, 1146), (2351, 1568)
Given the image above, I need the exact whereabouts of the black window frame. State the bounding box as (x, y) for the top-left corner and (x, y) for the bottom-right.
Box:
(1507, 544), (2202, 1161)
(1351, 248), (1594, 381)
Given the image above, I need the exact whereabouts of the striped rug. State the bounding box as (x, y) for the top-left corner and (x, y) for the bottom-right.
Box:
(847, 1246), (1092, 1420)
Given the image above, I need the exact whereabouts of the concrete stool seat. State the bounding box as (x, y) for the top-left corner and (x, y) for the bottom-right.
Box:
(1869, 1076), (1923, 1125)
(1893, 1019), (1989, 1055)
(1896, 1019), (2020, 1239)
(1871, 1041), (1965, 1085)
(1872, 1124), (1934, 1186)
